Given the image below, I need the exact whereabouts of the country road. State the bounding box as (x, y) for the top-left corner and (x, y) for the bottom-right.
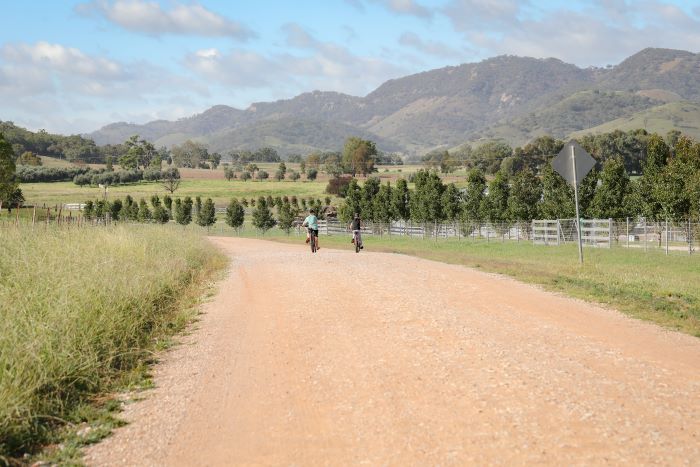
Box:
(85, 237), (700, 466)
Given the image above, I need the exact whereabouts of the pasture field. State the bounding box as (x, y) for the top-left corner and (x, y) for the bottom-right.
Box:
(20, 179), (331, 207)
(241, 228), (700, 337)
(0, 224), (226, 461)
(18, 163), (470, 208)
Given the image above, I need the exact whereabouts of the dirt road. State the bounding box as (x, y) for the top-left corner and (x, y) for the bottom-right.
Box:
(86, 237), (700, 465)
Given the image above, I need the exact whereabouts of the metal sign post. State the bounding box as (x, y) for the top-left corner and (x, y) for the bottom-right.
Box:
(552, 140), (596, 265)
(571, 145), (583, 264)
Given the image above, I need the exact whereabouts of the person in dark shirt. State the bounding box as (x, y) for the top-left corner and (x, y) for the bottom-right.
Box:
(349, 213), (363, 249)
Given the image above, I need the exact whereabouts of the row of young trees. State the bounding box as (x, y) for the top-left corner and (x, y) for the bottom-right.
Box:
(83, 194), (217, 227)
(339, 133), (700, 224)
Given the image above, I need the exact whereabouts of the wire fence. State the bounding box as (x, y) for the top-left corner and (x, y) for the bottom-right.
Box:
(300, 218), (699, 255)
(2, 205), (698, 256)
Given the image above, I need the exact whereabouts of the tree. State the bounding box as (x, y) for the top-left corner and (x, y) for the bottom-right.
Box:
(225, 198), (245, 233)
(507, 168), (542, 222)
(224, 166), (236, 181)
(290, 171), (300, 181)
(342, 137), (377, 176)
(306, 168), (318, 181)
(252, 196), (276, 233)
(278, 162), (287, 178)
(277, 201), (296, 234)
(83, 200), (95, 220)
(209, 152), (222, 169)
(161, 167), (181, 194)
(373, 182), (394, 224)
(391, 178), (410, 221)
(175, 197), (193, 226)
(323, 155), (343, 178)
(360, 177), (381, 221)
(105, 155), (114, 171)
(471, 141), (512, 174)
(513, 136), (565, 173)
(163, 195), (173, 213)
(539, 164), (575, 219)
(171, 140), (209, 168)
(150, 194), (161, 209)
(0, 133), (18, 207)
(110, 199), (123, 221)
(137, 199), (152, 222)
(590, 158), (631, 219)
(3, 187), (24, 212)
(306, 152), (321, 170)
(484, 171), (510, 229)
(256, 170), (269, 181)
(463, 169), (486, 222)
(17, 151), (42, 166)
(441, 183), (461, 222)
(339, 178), (362, 222)
(152, 205), (170, 224)
(240, 171), (252, 181)
(410, 170), (444, 223)
(197, 198), (216, 229)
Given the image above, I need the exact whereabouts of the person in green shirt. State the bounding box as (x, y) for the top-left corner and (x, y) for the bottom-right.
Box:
(302, 208), (320, 250)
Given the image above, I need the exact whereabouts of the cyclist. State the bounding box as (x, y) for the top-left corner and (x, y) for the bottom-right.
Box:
(349, 213), (363, 249)
(302, 208), (320, 250)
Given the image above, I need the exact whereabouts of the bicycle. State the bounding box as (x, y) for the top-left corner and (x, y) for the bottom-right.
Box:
(352, 230), (363, 253)
(308, 228), (318, 253)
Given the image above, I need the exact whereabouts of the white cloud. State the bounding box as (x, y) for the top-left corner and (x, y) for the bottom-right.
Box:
(282, 23), (319, 49)
(347, 0), (434, 18)
(443, 0), (700, 66)
(75, 0), (255, 40)
(399, 32), (464, 59)
(443, 0), (523, 30)
(184, 39), (406, 98)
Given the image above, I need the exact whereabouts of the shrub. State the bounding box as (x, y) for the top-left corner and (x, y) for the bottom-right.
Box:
(325, 175), (353, 196)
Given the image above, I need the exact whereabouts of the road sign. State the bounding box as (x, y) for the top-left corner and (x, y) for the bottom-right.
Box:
(552, 140), (596, 186)
(551, 140), (596, 264)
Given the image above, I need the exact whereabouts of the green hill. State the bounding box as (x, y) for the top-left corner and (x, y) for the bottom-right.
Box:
(569, 101), (700, 140)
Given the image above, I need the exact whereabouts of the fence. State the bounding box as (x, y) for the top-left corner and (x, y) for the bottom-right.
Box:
(3, 206), (698, 256)
(292, 218), (699, 255)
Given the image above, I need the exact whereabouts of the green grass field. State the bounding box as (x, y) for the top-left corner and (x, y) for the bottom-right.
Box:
(19, 162), (469, 208)
(0, 224), (226, 462)
(225, 227), (700, 337)
(20, 179), (332, 207)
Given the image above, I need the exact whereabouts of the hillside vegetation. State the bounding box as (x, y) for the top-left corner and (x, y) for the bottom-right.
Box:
(87, 48), (700, 155)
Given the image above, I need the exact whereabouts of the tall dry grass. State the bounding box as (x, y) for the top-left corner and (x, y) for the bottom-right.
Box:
(0, 224), (225, 457)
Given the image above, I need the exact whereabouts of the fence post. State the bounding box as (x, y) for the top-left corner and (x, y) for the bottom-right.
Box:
(556, 220), (561, 246)
(626, 217), (629, 249)
(644, 218), (648, 252)
(688, 219), (692, 256)
(608, 218), (613, 248)
(665, 219), (669, 255)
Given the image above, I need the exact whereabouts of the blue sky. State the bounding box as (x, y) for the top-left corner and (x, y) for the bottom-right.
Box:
(1, 0), (700, 135)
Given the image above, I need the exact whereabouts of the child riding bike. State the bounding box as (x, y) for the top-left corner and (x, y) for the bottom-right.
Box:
(349, 213), (363, 250)
(302, 208), (320, 250)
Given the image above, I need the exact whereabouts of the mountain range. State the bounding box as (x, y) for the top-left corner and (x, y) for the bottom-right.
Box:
(88, 48), (700, 156)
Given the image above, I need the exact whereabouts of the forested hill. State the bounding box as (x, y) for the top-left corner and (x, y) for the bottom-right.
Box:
(87, 47), (700, 154)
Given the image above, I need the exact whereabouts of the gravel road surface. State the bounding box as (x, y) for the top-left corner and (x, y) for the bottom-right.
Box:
(85, 237), (700, 465)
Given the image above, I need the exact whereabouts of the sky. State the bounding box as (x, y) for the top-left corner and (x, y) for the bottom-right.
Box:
(1, 0), (700, 135)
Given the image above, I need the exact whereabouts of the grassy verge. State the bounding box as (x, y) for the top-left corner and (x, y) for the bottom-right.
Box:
(0, 224), (227, 464)
(229, 229), (700, 337)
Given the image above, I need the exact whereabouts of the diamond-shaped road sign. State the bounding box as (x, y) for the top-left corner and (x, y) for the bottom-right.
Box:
(552, 140), (596, 186)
